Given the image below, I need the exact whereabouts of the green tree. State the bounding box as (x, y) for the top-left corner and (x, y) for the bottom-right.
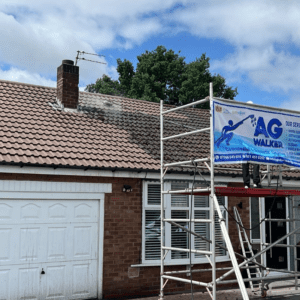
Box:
(179, 54), (237, 108)
(86, 46), (237, 107)
(127, 46), (185, 104)
(85, 75), (125, 96)
(116, 59), (135, 96)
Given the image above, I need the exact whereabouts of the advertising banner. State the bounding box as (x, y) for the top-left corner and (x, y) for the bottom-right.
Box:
(213, 99), (300, 167)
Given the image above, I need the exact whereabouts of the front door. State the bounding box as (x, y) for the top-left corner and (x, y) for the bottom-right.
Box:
(265, 197), (288, 270)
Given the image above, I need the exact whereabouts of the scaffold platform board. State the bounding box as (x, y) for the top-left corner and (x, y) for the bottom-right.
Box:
(187, 187), (300, 197)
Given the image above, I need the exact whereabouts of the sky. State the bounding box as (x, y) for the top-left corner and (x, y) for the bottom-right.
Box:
(1, 0), (300, 109)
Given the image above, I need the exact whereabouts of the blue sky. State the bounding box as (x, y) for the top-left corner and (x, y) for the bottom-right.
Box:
(1, 1), (300, 109)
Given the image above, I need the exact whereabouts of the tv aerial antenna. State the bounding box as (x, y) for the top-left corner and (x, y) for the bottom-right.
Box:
(75, 51), (106, 66)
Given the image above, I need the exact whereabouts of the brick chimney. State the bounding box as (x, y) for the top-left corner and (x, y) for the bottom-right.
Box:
(57, 60), (79, 109)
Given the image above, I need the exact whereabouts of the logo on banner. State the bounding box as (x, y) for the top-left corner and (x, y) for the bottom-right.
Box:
(215, 114), (256, 148)
(215, 115), (283, 148)
(215, 105), (222, 113)
(253, 117), (283, 148)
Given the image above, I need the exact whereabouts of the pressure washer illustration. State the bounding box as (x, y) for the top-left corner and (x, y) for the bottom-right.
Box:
(215, 114), (256, 148)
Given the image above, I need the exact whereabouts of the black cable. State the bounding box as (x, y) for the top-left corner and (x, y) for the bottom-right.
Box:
(194, 163), (281, 231)
(221, 168), (280, 231)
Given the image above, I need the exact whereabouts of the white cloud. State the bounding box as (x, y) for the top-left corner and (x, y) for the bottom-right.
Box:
(119, 18), (163, 46)
(170, 0), (300, 94)
(171, 1), (300, 47)
(2, 0), (300, 98)
(0, 0), (185, 87)
(211, 46), (300, 93)
(0, 67), (56, 87)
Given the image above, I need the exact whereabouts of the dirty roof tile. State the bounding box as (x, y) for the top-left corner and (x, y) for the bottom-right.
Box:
(0, 79), (297, 178)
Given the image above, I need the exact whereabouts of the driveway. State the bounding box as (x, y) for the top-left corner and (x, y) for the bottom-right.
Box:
(130, 280), (300, 300)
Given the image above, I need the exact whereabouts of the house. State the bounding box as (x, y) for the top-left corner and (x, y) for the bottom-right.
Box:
(0, 59), (300, 300)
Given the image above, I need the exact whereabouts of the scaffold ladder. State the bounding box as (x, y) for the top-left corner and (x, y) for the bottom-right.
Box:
(233, 206), (261, 291)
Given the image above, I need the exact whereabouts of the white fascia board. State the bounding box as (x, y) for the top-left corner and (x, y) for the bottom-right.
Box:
(0, 165), (242, 182)
(1, 165), (299, 186)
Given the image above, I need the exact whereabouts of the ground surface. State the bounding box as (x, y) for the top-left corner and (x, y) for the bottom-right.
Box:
(130, 279), (300, 300)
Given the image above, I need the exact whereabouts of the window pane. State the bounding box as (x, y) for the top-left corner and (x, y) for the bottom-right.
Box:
(145, 210), (161, 260)
(217, 195), (225, 206)
(147, 184), (161, 205)
(215, 211), (226, 256)
(194, 211), (210, 257)
(171, 210), (189, 259)
(171, 182), (189, 207)
(194, 195), (209, 208)
(251, 197), (260, 239)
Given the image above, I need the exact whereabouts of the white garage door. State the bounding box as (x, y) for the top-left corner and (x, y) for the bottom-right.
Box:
(0, 199), (100, 300)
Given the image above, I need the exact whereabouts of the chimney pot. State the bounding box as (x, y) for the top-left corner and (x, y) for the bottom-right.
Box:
(62, 59), (74, 65)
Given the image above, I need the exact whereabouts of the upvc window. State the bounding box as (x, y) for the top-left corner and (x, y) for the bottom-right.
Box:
(142, 181), (229, 264)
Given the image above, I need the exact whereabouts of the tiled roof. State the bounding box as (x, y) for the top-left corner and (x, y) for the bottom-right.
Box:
(0, 79), (299, 178)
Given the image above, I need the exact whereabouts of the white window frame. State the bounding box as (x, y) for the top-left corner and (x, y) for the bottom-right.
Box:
(250, 197), (261, 244)
(142, 180), (229, 265)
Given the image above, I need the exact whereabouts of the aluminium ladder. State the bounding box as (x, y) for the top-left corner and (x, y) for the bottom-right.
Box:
(233, 206), (262, 291)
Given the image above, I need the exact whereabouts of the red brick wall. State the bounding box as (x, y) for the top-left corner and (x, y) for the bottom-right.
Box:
(57, 62), (79, 109)
(0, 173), (250, 298)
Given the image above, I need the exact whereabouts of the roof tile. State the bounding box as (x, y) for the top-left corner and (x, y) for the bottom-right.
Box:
(0, 79), (296, 178)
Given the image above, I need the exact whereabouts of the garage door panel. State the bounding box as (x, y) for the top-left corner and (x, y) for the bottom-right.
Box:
(20, 227), (41, 262)
(0, 228), (12, 261)
(0, 203), (13, 220)
(18, 267), (40, 300)
(44, 265), (67, 300)
(73, 224), (98, 260)
(47, 226), (68, 261)
(0, 199), (100, 300)
(0, 200), (99, 225)
(71, 261), (97, 299)
(48, 203), (68, 221)
(0, 269), (10, 299)
(21, 203), (42, 221)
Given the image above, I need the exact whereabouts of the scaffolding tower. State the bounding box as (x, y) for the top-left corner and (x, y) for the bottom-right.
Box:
(159, 83), (300, 300)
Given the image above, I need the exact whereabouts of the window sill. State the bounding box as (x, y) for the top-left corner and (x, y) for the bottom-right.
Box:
(131, 257), (230, 268)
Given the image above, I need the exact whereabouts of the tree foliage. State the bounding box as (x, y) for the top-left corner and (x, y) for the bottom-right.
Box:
(116, 58), (135, 96)
(85, 75), (125, 96)
(126, 46), (185, 104)
(86, 46), (237, 107)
